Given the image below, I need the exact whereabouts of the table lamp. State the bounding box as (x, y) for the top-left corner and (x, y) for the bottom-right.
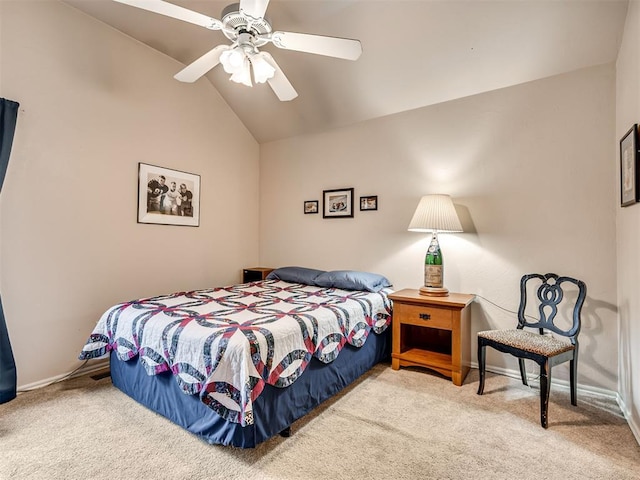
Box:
(408, 194), (463, 296)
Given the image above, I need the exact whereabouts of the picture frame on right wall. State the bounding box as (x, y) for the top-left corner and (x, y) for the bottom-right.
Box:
(620, 124), (639, 207)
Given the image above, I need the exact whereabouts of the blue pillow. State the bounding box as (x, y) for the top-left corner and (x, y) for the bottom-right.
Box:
(314, 270), (392, 292)
(265, 266), (326, 285)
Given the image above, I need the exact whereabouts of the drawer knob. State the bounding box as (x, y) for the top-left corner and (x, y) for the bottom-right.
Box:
(419, 313), (431, 320)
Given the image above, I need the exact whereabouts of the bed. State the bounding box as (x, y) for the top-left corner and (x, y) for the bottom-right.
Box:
(79, 267), (393, 448)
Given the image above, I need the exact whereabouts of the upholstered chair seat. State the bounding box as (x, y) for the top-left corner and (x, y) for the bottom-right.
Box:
(477, 330), (574, 357)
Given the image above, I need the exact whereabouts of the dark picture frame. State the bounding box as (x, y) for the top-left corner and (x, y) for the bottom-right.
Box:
(620, 124), (639, 207)
(323, 188), (354, 218)
(138, 162), (200, 226)
(304, 200), (319, 214)
(360, 195), (378, 211)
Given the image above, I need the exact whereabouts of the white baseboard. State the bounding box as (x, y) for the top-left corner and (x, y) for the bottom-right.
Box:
(473, 361), (618, 401)
(73, 358), (110, 377)
(616, 394), (640, 446)
(17, 359), (109, 393)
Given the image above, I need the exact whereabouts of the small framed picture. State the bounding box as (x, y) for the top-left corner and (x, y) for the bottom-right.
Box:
(360, 195), (378, 211)
(138, 162), (200, 226)
(304, 200), (319, 214)
(620, 124), (639, 207)
(323, 188), (354, 218)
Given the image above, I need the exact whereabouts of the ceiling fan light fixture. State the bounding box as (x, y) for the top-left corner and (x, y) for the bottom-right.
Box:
(229, 57), (253, 87)
(220, 46), (246, 74)
(249, 51), (276, 84)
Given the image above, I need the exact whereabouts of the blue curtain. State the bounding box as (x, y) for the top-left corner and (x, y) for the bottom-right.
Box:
(0, 98), (19, 404)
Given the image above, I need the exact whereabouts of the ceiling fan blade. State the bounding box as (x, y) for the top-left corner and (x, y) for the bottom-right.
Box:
(262, 53), (298, 101)
(174, 45), (229, 83)
(270, 31), (362, 61)
(239, 0), (270, 20)
(113, 0), (222, 30)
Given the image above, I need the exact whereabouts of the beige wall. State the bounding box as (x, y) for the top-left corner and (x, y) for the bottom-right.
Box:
(260, 63), (618, 393)
(616, 0), (640, 443)
(0, 1), (260, 387)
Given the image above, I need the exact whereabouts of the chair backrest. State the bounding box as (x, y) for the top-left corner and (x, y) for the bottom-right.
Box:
(517, 273), (587, 342)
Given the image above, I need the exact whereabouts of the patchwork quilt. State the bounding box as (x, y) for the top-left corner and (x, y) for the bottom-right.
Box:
(79, 280), (392, 426)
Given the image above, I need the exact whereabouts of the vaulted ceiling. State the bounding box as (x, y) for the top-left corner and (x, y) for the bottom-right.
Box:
(63, 0), (628, 143)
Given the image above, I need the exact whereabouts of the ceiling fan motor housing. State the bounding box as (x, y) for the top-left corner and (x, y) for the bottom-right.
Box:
(221, 2), (272, 46)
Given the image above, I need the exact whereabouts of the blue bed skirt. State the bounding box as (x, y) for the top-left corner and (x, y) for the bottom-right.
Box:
(110, 327), (391, 448)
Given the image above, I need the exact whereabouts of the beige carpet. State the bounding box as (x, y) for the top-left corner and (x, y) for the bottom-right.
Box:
(1, 364), (638, 480)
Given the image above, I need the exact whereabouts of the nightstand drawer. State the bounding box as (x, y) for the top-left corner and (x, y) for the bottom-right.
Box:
(395, 303), (452, 330)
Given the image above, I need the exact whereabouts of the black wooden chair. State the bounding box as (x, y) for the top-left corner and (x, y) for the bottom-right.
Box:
(476, 273), (587, 428)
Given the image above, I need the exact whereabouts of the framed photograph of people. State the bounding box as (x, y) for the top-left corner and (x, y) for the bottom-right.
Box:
(323, 188), (354, 218)
(360, 195), (378, 211)
(304, 200), (319, 214)
(620, 124), (639, 207)
(138, 162), (200, 226)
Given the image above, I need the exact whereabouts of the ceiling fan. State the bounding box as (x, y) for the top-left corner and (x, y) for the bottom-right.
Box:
(113, 0), (363, 101)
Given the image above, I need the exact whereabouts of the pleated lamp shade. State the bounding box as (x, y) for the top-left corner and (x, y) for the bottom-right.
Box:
(408, 194), (463, 233)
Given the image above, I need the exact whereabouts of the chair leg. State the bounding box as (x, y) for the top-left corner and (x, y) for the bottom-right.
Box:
(570, 358), (578, 406)
(518, 358), (528, 386)
(539, 361), (551, 428)
(477, 339), (486, 395)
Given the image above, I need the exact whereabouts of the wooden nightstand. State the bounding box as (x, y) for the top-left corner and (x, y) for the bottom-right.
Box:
(389, 289), (475, 386)
(242, 267), (274, 283)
